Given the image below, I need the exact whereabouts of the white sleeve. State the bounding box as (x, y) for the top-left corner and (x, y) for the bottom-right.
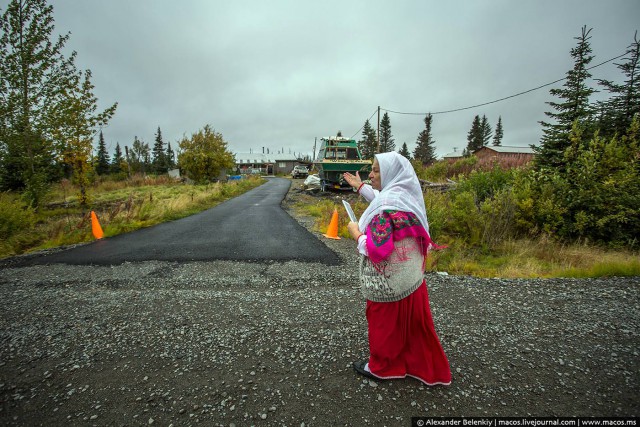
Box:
(358, 184), (378, 202)
(357, 234), (368, 256)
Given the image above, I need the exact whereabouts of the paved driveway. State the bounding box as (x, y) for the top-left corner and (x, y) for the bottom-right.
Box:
(13, 178), (340, 266)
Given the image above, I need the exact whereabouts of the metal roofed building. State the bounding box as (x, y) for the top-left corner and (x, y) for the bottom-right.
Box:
(234, 153), (300, 175)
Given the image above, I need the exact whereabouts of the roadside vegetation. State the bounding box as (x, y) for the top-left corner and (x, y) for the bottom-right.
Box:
(0, 175), (264, 259)
(292, 158), (640, 278)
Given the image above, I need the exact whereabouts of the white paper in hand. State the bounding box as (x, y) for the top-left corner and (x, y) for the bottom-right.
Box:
(342, 200), (357, 222)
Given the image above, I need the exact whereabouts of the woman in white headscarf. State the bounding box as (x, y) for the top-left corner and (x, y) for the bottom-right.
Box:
(343, 152), (451, 386)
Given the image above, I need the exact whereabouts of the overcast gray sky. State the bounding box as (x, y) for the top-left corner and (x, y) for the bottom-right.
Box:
(4, 0), (639, 159)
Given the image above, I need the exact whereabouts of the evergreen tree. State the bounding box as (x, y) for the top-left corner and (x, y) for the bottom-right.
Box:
(466, 115), (483, 153)
(596, 31), (640, 139)
(480, 115), (492, 146)
(413, 113), (437, 165)
(111, 142), (123, 173)
(537, 26), (596, 170)
(0, 0), (77, 206)
(152, 126), (167, 174)
(166, 141), (176, 169)
(95, 130), (110, 175)
(378, 112), (395, 153)
(398, 142), (411, 159)
(493, 116), (504, 146)
(358, 119), (377, 160)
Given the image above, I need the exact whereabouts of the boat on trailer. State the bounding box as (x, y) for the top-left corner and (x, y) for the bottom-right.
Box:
(313, 136), (372, 191)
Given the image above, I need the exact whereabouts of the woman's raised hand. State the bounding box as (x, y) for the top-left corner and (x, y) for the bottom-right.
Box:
(343, 171), (362, 190)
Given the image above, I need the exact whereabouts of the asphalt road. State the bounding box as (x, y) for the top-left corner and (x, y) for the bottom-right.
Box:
(11, 177), (340, 266)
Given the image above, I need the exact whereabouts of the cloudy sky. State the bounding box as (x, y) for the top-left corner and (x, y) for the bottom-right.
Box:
(4, 0), (638, 159)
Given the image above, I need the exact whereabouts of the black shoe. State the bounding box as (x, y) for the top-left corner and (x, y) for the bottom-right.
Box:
(353, 360), (378, 380)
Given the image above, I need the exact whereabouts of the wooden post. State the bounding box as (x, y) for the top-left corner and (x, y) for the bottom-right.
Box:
(376, 106), (380, 154)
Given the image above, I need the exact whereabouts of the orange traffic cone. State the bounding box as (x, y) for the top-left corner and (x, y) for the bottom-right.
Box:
(323, 208), (341, 240)
(91, 211), (104, 239)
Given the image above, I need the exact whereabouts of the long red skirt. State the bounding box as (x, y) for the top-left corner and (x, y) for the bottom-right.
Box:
(366, 281), (451, 385)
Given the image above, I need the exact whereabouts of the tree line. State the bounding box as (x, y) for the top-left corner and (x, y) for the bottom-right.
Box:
(94, 127), (178, 177)
(356, 110), (505, 165)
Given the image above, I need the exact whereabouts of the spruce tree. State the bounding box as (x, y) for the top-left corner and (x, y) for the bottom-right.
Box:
(166, 141), (176, 170)
(95, 130), (110, 175)
(152, 126), (167, 174)
(358, 119), (377, 160)
(466, 115), (483, 153)
(378, 112), (395, 153)
(398, 142), (411, 159)
(413, 113), (437, 165)
(537, 26), (596, 170)
(111, 142), (123, 173)
(493, 116), (504, 146)
(596, 31), (640, 139)
(480, 115), (492, 146)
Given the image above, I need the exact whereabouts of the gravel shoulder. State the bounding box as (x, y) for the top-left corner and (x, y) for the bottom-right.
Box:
(1, 179), (638, 426)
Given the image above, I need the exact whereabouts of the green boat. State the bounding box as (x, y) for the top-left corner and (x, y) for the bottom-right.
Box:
(313, 136), (372, 191)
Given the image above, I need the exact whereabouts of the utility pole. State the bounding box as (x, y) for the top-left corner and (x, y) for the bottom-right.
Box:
(376, 106), (381, 154)
(313, 137), (317, 161)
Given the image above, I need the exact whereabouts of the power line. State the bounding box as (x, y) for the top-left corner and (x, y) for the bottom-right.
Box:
(350, 108), (378, 139)
(380, 51), (628, 116)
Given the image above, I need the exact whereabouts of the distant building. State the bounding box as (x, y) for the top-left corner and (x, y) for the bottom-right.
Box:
(442, 150), (464, 164)
(234, 153), (301, 175)
(473, 145), (535, 167)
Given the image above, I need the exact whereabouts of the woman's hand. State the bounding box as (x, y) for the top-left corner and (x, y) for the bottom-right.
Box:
(343, 172), (362, 190)
(347, 221), (362, 241)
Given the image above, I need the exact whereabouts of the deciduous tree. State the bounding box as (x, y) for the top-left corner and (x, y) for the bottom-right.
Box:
(52, 69), (116, 205)
(178, 125), (235, 183)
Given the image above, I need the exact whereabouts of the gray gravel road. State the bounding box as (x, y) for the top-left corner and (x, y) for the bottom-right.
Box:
(0, 183), (638, 426)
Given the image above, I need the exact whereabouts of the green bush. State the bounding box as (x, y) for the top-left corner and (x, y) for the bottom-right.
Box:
(0, 192), (37, 239)
(453, 166), (515, 204)
(423, 189), (449, 239)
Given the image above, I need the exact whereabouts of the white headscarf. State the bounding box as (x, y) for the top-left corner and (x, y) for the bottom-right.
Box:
(358, 152), (429, 234)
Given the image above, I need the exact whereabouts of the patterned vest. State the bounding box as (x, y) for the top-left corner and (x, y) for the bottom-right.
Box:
(359, 236), (424, 302)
